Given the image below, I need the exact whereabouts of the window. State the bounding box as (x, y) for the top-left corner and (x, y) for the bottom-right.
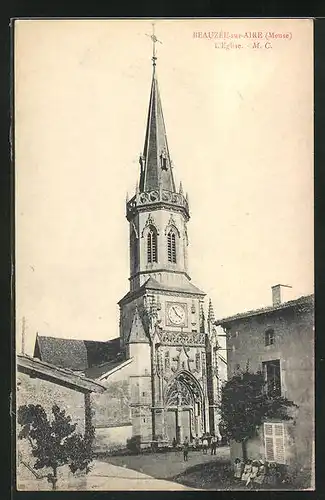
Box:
(130, 229), (138, 272)
(160, 150), (167, 170)
(263, 359), (281, 397)
(265, 328), (275, 346)
(264, 422), (285, 463)
(167, 229), (177, 263)
(142, 392), (146, 397)
(147, 228), (158, 263)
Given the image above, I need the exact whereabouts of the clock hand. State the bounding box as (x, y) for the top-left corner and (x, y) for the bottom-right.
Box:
(173, 308), (182, 319)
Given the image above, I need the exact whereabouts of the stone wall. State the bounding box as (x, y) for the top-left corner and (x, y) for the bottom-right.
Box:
(93, 425), (133, 452)
(17, 372), (86, 433)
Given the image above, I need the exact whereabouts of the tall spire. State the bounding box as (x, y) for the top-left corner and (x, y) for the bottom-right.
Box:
(139, 25), (176, 194)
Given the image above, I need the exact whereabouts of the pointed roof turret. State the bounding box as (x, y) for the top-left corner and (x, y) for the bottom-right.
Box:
(208, 298), (215, 324)
(128, 307), (148, 344)
(139, 27), (176, 194)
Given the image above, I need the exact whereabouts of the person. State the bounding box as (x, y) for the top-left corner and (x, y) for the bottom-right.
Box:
(194, 434), (200, 450)
(241, 460), (253, 486)
(202, 435), (208, 455)
(172, 437), (177, 450)
(210, 434), (217, 455)
(183, 436), (189, 461)
(233, 458), (243, 479)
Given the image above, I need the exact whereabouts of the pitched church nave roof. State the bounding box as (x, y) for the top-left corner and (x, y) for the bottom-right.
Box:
(33, 335), (122, 372)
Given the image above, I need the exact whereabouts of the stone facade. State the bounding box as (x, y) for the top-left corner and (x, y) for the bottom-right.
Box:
(217, 294), (314, 488)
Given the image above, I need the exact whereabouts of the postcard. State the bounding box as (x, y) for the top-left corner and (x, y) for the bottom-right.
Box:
(14, 18), (314, 491)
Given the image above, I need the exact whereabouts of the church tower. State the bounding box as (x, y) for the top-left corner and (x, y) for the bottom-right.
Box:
(118, 29), (221, 444)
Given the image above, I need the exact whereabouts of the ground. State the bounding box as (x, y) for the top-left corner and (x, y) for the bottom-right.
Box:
(102, 446), (232, 487)
(101, 447), (297, 490)
(103, 446), (230, 480)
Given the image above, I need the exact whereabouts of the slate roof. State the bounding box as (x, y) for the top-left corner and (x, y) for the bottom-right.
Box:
(215, 294), (314, 326)
(119, 276), (205, 305)
(34, 335), (121, 372)
(139, 67), (176, 193)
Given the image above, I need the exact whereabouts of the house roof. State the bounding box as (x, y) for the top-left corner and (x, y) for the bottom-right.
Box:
(17, 354), (106, 394)
(34, 335), (121, 371)
(215, 294), (314, 326)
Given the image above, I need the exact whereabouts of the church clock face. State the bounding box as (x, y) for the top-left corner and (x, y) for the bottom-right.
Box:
(168, 303), (186, 325)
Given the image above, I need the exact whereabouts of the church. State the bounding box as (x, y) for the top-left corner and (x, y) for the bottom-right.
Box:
(33, 37), (227, 449)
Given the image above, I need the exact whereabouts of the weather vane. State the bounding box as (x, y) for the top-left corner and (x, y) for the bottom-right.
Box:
(146, 23), (162, 66)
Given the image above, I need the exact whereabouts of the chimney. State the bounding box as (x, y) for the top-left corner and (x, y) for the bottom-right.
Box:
(271, 284), (292, 306)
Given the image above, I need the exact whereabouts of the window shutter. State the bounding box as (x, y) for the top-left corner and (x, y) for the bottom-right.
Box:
(264, 422), (285, 464)
(264, 423), (275, 461)
(274, 423), (285, 463)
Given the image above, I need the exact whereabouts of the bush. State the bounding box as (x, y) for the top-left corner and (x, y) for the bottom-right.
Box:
(126, 435), (141, 455)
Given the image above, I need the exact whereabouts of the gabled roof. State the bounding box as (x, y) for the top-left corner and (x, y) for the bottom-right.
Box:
(17, 354), (106, 394)
(34, 335), (121, 371)
(139, 67), (176, 193)
(215, 294), (314, 326)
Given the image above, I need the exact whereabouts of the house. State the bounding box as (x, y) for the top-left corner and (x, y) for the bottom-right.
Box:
(215, 285), (314, 488)
(16, 354), (105, 490)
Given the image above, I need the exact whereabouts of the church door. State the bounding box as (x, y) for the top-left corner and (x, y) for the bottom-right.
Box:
(180, 409), (191, 441)
(165, 372), (203, 444)
(165, 410), (177, 442)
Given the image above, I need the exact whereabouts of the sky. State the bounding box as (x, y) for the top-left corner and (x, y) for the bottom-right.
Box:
(15, 19), (314, 355)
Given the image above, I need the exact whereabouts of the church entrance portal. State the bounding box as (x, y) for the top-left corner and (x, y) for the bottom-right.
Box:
(164, 371), (203, 444)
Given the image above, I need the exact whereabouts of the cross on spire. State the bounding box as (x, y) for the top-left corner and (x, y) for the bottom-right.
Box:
(146, 23), (162, 67)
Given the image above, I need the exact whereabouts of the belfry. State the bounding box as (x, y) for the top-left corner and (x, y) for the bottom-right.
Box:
(118, 28), (223, 444)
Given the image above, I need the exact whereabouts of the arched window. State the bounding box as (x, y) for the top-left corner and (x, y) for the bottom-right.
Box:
(130, 229), (138, 272)
(147, 228), (158, 264)
(167, 229), (177, 263)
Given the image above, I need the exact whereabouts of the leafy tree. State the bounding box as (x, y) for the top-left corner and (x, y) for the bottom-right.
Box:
(18, 403), (95, 489)
(219, 369), (297, 461)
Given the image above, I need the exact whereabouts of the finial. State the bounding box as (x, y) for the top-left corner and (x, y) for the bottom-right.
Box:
(126, 191), (129, 203)
(146, 23), (162, 68)
(179, 181), (183, 195)
(208, 298), (215, 323)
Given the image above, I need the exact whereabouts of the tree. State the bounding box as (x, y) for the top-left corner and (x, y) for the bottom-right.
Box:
(18, 403), (95, 490)
(219, 369), (297, 461)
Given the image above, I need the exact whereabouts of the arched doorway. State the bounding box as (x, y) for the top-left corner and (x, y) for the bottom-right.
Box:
(164, 371), (204, 444)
